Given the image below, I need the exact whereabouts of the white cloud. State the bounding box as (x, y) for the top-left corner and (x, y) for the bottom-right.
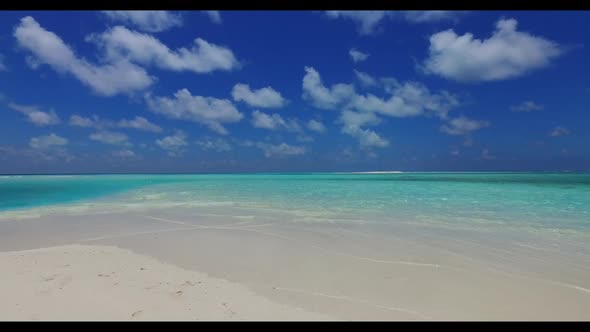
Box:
(9, 102), (60, 126)
(101, 11), (182, 32)
(112, 149), (136, 158)
(156, 130), (188, 155)
(423, 18), (562, 82)
(340, 110), (381, 128)
(325, 11), (463, 35)
(304, 67), (458, 119)
(195, 137), (231, 152)
(550, 126), (571, 137)
(14, 16), (153, 96)
(349, 48), (369, 62)
(91, 26), (239, 74)
(302, 66), (355, 110)
(250, 110), (301, 132)
(307, 119), (326, 133)
(251, 110), (302, 132)
(90, 131), (129, 145)
(117, 116), (162, 133)
(440, 116), (490, 136)
(29, 133), (68, 149)
(511, 101), (544, 112)
(339, 110), (388, 148)
(342, 126), (389, 148)
(1, 144), (74, 162)
(402, 11), (463, 23)
(69, 114), (162, 133)
(325, 11), (390, 35)
(302, 67), (461, 147)
(232, 83), (286, 108)
(251, 110), (285, 130)
(251, 142), (306, 158)
(353, 81), (458, 119)
(354, 70), (377, 87)
(296, 135), (314, 143)
(203, 11), (222, 24)
(69, 114), (95, 127)
(145, 89), (243, 135)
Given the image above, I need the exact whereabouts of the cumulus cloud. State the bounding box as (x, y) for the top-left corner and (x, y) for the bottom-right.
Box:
(1, 144), (73, 163)
(112, 149), (136, 158)
(306, 119), (326, 133)
(302, 67), (461, 147)
(296, 135), (314, 143)
(303, 67), (458, 119)
(339, 110), (388, 148)
(248, 142), (306, 158)
(251, 110), (285, 130)
(550, 126), (571, 137)
(101, 11), (182, 32)
(69, 114), (95, 127)
(302, 66), (355, 110)
(14, 16), (154, 96)
(90, 131), (129, 145)
(340, 110), (381, 128)
(146, 89), (243, 134)
(117, 116), (162, 133)
(232, 83), (286, 108)
(423, 18), (562, 82)
(343, 126), (389, 148)
(92, 26), (239, 74)
(203, 11), (222, 24)
(91, 26), (240, 74)
(9, 102), (60, 126)
(349, 48), (369, 62)
(250, 110), (301, 132)
(325, 11), (463, 35)
(29, 133), (68, 149)
(325, 11), (389, 35)
(195, 137), (231, 152)
(440, 116), (490, 136)
(403, 11), (464, 23)
(359, 81), (459, 119)
(69, 114), (162, 133)
(511, 101), (544, 112)
(156, 130), (187, 156)
(354, 70), (377, 87)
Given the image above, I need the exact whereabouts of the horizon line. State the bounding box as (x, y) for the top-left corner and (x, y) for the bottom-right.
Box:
(1, 170), (589, 176)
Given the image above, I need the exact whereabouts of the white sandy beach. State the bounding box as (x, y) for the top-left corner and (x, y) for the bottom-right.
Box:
(0, 206), (589, 321)
(0, 244), (329, 321)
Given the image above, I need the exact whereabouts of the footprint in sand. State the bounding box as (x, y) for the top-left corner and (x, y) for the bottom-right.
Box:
(42, 274), (59, 282)
(131, 310), (143, 318)
(57, 275), (72, 288)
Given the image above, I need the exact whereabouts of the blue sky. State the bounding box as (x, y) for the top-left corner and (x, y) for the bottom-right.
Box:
(0, 10), (589, 173)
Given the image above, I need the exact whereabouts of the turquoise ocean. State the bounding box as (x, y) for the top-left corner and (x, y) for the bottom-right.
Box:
(1, 173), (589, 235)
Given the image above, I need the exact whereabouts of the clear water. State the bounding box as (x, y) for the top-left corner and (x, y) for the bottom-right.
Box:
(1, 173), (589, 233)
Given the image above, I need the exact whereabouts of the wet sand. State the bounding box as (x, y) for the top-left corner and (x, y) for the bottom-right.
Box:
(0, 207), (589, 320)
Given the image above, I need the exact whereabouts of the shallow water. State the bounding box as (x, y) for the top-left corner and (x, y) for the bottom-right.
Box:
(1, 173), (590, 320)
(2, 173), (588, 234)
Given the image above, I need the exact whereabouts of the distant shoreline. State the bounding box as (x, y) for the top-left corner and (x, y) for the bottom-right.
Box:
(335, 171), (404, 174)
(1, 171), (588, 176)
